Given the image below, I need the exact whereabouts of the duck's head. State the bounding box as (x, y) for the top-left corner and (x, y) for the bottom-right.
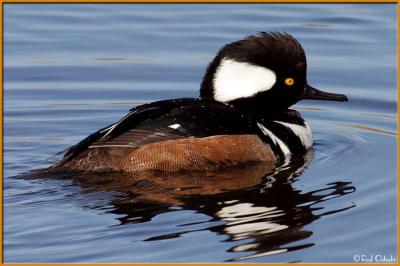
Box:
(200, 32), (347, 114)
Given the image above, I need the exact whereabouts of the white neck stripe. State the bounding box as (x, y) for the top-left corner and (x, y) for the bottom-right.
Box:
(274, 121), (313, 149)
(257, 122), (291, 157)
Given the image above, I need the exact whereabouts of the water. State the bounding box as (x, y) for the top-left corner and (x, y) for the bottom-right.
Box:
(4, 4), (397, 263)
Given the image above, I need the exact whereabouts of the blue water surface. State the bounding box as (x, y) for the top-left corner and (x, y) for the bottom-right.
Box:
(3, 4), (397, 263)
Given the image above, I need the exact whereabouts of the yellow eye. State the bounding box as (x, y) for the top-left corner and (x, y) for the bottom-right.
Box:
(284, 77), (295, 86)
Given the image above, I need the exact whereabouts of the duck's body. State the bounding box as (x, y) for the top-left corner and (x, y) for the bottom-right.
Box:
(56, 98), (311, 171)
(54, 32), (347, 172)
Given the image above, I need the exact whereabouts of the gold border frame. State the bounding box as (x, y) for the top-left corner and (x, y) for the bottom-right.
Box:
(1, 1), (398, 265)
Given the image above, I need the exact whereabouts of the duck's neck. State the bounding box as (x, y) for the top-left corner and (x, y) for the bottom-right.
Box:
(227, 102), (306, 126)
(259, 109), (306, 125)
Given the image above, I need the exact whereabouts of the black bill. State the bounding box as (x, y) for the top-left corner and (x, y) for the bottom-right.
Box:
(303, 84), (348, 102)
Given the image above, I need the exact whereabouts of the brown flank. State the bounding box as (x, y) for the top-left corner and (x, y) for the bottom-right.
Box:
(57, 134), (277, 172)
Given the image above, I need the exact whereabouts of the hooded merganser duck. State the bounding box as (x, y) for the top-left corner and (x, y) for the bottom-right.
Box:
(54, 32), (347, 172)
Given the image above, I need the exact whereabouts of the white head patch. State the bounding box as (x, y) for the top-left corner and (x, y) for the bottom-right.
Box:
(213, 58), (277, 102)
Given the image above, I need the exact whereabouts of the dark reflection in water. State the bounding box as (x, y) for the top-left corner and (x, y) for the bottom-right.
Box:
(22, 152), (355, 261)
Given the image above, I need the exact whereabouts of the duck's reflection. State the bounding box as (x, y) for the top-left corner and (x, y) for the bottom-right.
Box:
(26, 152), (355, 261)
